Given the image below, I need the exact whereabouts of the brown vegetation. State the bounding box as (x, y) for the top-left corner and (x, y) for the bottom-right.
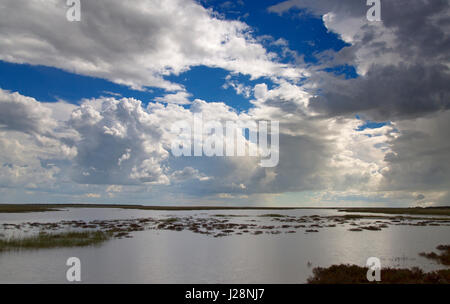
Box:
(420, 245), (450, 265)
(308, 264), (450, 284)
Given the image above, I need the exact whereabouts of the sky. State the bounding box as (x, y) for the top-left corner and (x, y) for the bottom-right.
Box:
(0, 0), (449, 207)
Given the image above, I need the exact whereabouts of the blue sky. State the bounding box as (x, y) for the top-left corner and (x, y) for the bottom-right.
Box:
(204, 0), (349, 62)
(0, 0), (353, 111)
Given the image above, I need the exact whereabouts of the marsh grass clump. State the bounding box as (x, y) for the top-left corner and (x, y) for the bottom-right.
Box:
(348, 228), (363, 232)
(0, 231), (111, 252)
(162, 217), (179, 223)
(259, 214), (286, 218)
(308, 264), (450, 284)
(420, 245), (450, 265)
(361, 226), (382, 231)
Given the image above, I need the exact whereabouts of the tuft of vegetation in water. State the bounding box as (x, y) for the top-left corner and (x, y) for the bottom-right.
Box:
(0, 231), (111, 252)
(213, 214), (248, 217)
(419, 245), (450, 265)
(348, 228), (363, 232)
(307, 264), (450, 284)
(259, 214), (286, 218)
(161, 217), (179, 223)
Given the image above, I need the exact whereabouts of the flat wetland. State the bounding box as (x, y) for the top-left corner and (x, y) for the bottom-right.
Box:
(1, 204), (449, 216)
(0, 205), (449, 283)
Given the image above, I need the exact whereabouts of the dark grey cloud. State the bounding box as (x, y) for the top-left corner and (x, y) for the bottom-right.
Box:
(309, 63), (450, 120)
(380, 110), (450, 193)
(382, 0), (450, 63)
(271, 0), (450, 121)
(0, 89), (55, 135)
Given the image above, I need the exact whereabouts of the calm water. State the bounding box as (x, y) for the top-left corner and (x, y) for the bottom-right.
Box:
(0, 208), (449, 283)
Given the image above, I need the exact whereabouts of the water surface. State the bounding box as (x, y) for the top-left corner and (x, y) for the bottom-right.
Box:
(0, 208), (448, 283)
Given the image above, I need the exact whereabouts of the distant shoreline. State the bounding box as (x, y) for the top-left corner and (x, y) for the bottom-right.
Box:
(0, 204), (449, 216)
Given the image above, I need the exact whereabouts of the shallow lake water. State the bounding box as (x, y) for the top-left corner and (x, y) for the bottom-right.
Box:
(0, 208), (449, 283)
